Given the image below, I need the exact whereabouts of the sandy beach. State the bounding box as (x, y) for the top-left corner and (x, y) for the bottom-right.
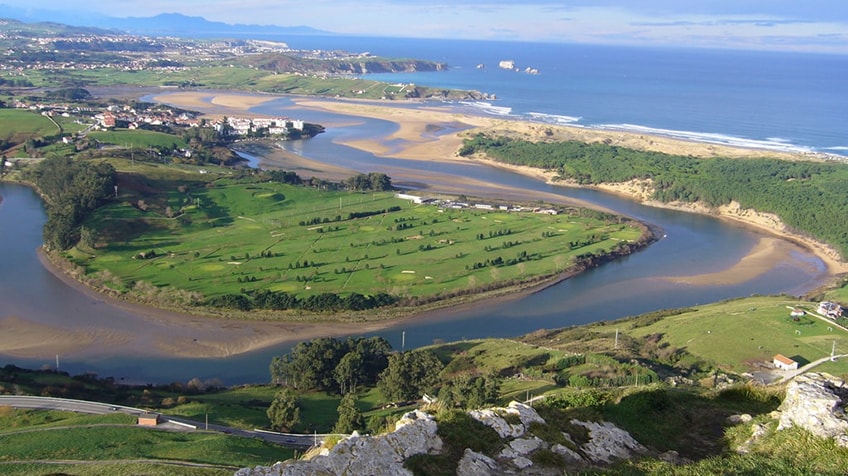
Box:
(6, 89), (841, 361)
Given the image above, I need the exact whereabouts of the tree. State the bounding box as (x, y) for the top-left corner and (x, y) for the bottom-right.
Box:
(284, 337), (347, 391)
(267, 388), (301, 432)
(269, 354), (291, 385)
(79, 225), (96, 249)
(334, 351), (365, 395)
(438, 374), (500, 409)
(352, 336), (392, 385)
(333, 392), (364, 434)
(377, 350), (444, 402)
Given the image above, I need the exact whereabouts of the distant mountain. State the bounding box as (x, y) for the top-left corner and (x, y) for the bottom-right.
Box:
(0, 5), (331, 39)
(97, 13), (330, 38)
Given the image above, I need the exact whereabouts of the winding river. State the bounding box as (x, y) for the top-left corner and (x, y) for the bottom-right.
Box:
(0, 101), (830, 384)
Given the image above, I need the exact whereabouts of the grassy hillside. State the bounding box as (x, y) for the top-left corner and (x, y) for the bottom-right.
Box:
(0, 409), (289, 476)
(0, 109), (61, 145)
(517, 296), (848, 381)
(88, 129), (189, 149)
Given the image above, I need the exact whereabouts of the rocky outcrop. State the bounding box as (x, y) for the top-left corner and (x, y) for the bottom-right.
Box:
(235, 410), (442, 476)
(236, 401), (648, 475)
(776, 372), (848, 446)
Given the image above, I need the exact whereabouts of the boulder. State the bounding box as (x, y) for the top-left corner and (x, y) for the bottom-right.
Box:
(571, 420), (647, 464)
(777, 373), (848, 446)
(469, 402), (544, 439)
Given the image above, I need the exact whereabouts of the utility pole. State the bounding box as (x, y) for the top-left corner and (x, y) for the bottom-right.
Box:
(832, 341), (837, 362)
(402, 331), (406, 352)
(56, 354), (59, 371)
(614, 329), (619, 350)
(205, 412), (208, 431)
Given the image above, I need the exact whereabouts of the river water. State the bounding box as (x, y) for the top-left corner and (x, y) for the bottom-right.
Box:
(0, 102), (830, 384)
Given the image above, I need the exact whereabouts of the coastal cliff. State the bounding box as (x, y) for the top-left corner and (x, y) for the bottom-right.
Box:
(236, 53), (447, 75)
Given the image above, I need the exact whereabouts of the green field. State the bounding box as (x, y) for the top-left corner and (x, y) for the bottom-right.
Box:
(7, 67), (466, 101)
(70, 165), (646, 309)
(88, 129), (189, 149)
(0, 109), (61, 143)
(623, 297), (848, 375)
(0, 408), (290, 476)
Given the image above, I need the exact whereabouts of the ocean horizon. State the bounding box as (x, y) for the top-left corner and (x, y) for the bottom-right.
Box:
(276, 35), (847, 157)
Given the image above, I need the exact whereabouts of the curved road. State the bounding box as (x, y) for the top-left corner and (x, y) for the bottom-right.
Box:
(0, 395), (326, 448)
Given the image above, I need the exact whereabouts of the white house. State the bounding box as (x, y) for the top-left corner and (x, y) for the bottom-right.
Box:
(773, 354), (798, 371)
(818, 301), (843, 319)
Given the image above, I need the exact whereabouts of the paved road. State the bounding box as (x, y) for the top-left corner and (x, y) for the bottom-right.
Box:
(0, 395), (321, 448)
(774, 353), (848, 384)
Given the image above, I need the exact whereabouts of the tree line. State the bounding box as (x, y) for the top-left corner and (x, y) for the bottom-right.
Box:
(206, 289), (397, 313)
(265, 336), (501, 433)
(459, 134), (848, 258)
(24, 156), (115, 250)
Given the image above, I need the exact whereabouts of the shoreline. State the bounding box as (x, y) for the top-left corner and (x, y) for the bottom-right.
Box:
(468, 157), (848, 277)
(3, 89), (843, 361)
(272, 94), (848, 276)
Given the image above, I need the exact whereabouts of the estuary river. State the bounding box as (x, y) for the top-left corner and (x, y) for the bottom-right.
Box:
(0, 107), (831, 384)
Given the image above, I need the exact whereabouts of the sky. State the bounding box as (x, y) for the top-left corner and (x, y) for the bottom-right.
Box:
(3, 0), (848, 53)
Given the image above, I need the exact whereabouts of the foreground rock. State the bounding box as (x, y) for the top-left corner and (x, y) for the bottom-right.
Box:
(776, 372), (848, 447)
(235, 402), (647, 475)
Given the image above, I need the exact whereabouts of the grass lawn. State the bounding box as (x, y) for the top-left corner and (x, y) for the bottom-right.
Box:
(70, 170), (646, 305)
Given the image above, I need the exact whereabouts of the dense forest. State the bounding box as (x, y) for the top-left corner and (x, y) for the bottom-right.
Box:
(459, 134), (848, 258)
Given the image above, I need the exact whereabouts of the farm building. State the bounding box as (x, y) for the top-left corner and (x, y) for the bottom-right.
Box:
(138, 413), (160, 426)
(773, 354), (799, 371)
(790, 308), (806, 318)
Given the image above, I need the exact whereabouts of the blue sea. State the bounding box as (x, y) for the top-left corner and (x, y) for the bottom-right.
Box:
(279, 36), (847, 156)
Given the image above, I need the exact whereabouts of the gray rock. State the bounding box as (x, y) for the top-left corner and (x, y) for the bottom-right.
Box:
(508, 436), (545, 455)
(456, 449), (499, 476)
(551, 443), (584, 464)
(727, 414), (753, 424)
(571, 420), (647, 464)
(777, 373), (848, 446)
(469, 402), (544, 439)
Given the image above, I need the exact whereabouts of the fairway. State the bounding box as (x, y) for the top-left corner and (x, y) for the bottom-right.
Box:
(71, 171), (649, 312)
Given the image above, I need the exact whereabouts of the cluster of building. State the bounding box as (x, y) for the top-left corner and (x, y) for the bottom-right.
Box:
(93, 105), (200, 130)
(216, 116), (304, 136)
(395, 193), (559, 215)
(88, 104), (305, 137)
(817, 301), (844, 319)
